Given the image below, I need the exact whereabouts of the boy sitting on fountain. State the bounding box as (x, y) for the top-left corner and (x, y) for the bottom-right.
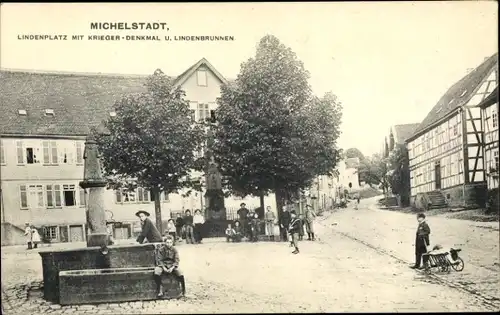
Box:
(154, 235), (186, 298)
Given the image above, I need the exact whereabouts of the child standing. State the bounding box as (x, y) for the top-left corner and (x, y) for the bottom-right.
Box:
(183, 210), (195, 244)
(31, 226), (41, 249)
(153, 235), (185, 298)
(225, 223), (236, 242)
(175, 213), (184, 242)
(265, 206), (276, 241)
(166, 219), (177, 243)
(288, 211), (301, 254)
(249, 213), (260, 242)
(410, 213), (431, 269)
(297, 214), (305, 241)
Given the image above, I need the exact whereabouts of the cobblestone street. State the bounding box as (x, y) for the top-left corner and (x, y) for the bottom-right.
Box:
(2, 203), (498, 314)
(318, 197), (500, 309)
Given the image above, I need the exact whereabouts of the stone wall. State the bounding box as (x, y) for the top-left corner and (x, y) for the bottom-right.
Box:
(441, 183), (488, 208)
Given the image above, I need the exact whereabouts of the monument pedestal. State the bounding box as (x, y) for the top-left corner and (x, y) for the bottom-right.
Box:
(87, 233), (110, 247)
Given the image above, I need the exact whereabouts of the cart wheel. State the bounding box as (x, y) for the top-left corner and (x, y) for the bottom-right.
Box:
(451, 257), (464, 272)
(423, 262), (432, 275)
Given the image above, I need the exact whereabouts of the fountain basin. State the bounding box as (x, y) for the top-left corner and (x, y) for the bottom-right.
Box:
(39, 243), (158, 303)
(59, 267), (182, 305)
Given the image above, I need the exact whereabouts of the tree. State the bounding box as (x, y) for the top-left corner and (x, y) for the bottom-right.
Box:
(345, 148), (366, 161)
(359, 154), (389, 193)
(94, 69), (205, 233)
(212, 35), (342, 227)
(387, 144), (411, 206)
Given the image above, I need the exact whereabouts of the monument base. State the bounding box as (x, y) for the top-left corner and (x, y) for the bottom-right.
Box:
(59, 267), (182, 305)
(86, 233), (109, 247)
(39, 243), (157, 303)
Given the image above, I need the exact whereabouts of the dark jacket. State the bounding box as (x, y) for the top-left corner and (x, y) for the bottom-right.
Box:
(415, 221), (431, 245)
(136, 217), (163, 244)
(183, 214), (194, 226)
(237, 207), (249, 221)
(175, 217), (184, 228)
(288, 218), (301, 234)
(279, 211), (292, 227)
(233, 225), (242, 235)
(298, 219), (305, 235)
(156, 245), (180, 269)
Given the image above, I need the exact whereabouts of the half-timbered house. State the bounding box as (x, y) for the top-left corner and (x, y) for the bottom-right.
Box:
(406, 53), (498, 208)
(479, 87), (499, 210)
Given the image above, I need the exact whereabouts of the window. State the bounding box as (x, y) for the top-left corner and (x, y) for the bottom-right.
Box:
(63, 184), (76, 206)
(453, 125), (458, 136)
(116, 189), (136, 203)
(44, 226), (58, 240)
(20, 185), (28, 209)
(42, 141), (58, 165)
(60, 145), (74, 164)
(493, 112), (498, 128)
(79, 188), (86, 206)
(16, 141), (24, 164)
(42, 141), (57, 165)
(45, 184), (62, 208)
(196, 70), (207, 86)
(27, 185), (44, 208)
(137, 188), (150, 203)
(0, 140), (5, 165)
(76, 142), (84, 165)
(197, 104), (210, 122)
(189, 109), (196, 121)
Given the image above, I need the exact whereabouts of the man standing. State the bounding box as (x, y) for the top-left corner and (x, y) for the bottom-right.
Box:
(305, 204), (317, 241)
(265, 206), (276, 241)
(136, 210), (163, 244)
(237, 203), (249, 238)
(279, 204), (292, 242)
(24, 223), (32, 250)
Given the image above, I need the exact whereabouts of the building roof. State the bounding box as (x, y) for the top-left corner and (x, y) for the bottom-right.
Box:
(408, 52), (498, 142)
(172, 58), (227, 88)
(478, 86), (498, 108)
(345, 157), (360, 169)
(0, 58), (222, 137)
(0, 70), (148, 136)
(392, 123), (420, 144)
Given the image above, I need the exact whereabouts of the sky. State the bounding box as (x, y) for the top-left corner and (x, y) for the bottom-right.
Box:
(1, 2), (497, 156)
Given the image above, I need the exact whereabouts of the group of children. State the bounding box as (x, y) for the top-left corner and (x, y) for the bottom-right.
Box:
(165, 210), (206, 245)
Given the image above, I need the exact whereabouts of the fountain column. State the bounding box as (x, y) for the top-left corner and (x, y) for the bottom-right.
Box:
(79, 135), (109, 247)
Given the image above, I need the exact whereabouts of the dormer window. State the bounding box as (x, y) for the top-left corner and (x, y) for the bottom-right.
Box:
(460, 90), (467, 97)
(45, 109), (55, 116)
(196, 70), (207, 86)
(109, 111), (117, 117)
(18, 109), (27, 116)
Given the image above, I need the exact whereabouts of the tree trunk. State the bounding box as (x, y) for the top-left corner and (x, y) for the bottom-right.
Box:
(153, 187), (162, 235)
(275, 187), (286, 237)
(259, 190), (265, 212)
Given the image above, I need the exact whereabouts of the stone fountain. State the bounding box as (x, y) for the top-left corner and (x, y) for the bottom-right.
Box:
(38, 135), (181, 306)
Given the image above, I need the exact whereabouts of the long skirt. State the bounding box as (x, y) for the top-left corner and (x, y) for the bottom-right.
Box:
(194, 224), (204, 243)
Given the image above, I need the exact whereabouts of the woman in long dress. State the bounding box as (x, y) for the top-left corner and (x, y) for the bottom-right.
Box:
(31, 226), (41, 249)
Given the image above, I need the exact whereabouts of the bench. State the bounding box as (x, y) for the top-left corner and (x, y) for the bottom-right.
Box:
(59, 267), (182, 305)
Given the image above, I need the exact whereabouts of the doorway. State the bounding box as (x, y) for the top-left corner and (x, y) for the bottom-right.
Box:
(435, 162), (441, 190)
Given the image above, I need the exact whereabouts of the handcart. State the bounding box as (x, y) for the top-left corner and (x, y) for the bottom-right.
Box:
(422, 248), (464, 274)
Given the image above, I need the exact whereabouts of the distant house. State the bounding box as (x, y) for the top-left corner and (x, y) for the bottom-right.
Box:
(385, 124), (420, 156)
(406, 53), (498, 208)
